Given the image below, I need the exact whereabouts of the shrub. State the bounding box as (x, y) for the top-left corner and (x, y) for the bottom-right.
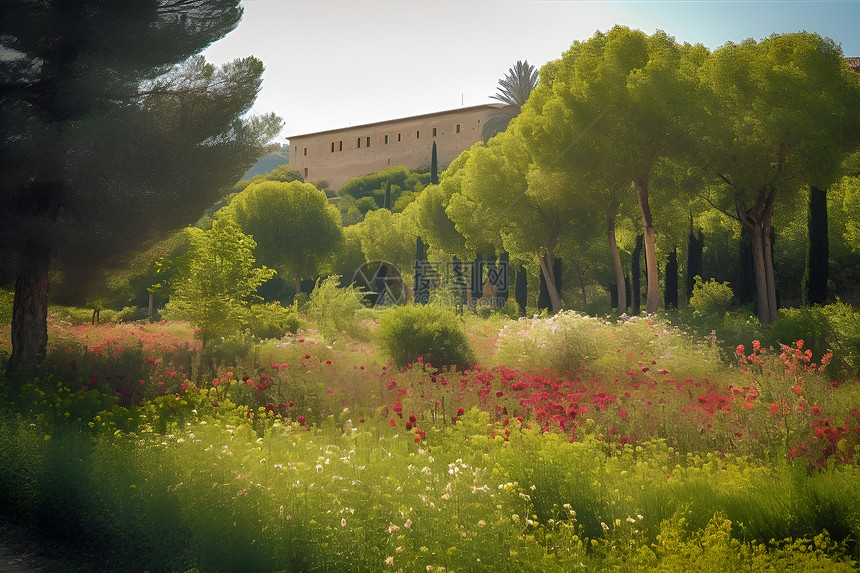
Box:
(242, 302), (301, 340)
(495, 311), (604, 374)
(378, 304), (474, 369)
(689, 275), (734, 315)
(768, 302), (860, 376)
(307, 275), (368, 340)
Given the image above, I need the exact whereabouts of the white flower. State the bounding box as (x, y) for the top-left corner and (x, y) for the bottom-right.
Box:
(385, 556), (394, 565)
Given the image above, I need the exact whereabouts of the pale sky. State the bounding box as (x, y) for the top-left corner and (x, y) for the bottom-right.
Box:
(201, 0), (860, 141)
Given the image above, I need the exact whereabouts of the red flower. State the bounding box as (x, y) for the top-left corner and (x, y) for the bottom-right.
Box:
(297, 416), (306, 424)
(393, 401), (403, 413)
(769, 403), (779, 415)
(326, 360), (332, 365)
(389, 419), (397, 427)
(812, 406), (821, 415)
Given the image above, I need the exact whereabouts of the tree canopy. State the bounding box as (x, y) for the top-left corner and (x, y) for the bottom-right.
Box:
(223, 180), (344, 294)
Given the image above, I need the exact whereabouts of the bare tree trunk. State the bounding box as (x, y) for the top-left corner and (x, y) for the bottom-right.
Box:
(148, 292), (154, 317)
(8, 244), (51, 372)
(636, 176), (659, 314)
(607, 214), (626, 315)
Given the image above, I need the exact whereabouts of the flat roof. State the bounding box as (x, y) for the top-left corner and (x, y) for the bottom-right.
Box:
(285, 103), (503, 140)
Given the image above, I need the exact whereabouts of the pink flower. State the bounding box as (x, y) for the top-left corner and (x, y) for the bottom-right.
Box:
(297, 416), (306, 424)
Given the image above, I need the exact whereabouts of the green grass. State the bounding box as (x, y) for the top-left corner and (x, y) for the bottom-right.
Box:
(0, 305), (858, 571)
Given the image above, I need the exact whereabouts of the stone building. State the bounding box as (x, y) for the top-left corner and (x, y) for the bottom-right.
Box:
(286, 104), (501, 189)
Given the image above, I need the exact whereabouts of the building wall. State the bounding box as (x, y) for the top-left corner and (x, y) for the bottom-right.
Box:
(286, 104), (500, 189)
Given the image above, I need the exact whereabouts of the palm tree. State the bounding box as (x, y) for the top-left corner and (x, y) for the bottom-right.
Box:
(482, 60), (539, 142)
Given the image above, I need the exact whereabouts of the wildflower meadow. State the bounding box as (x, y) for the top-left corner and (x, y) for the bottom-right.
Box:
(1, 302), (859, 572)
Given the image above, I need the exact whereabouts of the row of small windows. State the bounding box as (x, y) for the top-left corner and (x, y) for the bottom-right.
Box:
(298, 124), (465, 156)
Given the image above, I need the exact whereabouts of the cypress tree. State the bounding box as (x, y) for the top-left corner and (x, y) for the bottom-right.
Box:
(803, 185), (828, 305)
(664, 248), (679, 309)
(631, 235), (643, 315)
(737, 232), (756, 307)
(430, 141), (439, 185)
(686, 218), (704, 302)
(452, 256), (467, 313)
(471, 254), (484, 304)
(497, 251), (510, 306)
(414, 236), (428, 304)
(515, 265), (527, 316)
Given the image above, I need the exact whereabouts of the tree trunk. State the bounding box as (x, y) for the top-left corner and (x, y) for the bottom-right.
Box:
(607, 214), (626, 315)
(8, 244), (51, 372)
(537, 216), (562, 313)
(738, 186), (777, 324)
(148, 292), (154, 317)
(803, 184), (828, 305)
(636, 176), (659, 314)
(537, 253), (562, 313)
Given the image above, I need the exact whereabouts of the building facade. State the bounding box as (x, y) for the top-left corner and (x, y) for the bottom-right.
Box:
(286, 104), (501, 189)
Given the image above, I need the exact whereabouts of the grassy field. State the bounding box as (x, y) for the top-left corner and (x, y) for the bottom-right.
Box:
(0, 305), (858, 571)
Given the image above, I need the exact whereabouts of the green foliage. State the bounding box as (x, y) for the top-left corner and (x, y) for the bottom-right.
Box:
(307, 276), (369, 341)
(354, 209), (416, 281)
(378, 304), (474, 369)
(338, 165), (430, 210)
(223, 180), (344, 286)
(766, 303), (860, 375)
(162, 216), (275, 345)
(689, 276), (734, 315)
(0, 287), (13, 326)
(354, 196), (379, 214)
(242, 302), (301, 340)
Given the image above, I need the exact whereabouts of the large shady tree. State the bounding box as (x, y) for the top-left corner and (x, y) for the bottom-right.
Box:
(0, 0), (281, 371)
(702, 33), (860, 324)
(517, 26), (709, 314)
(223, 180), (344, 296)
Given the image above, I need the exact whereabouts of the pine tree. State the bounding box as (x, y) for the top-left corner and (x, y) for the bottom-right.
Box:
(1, 0), (280, 370)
